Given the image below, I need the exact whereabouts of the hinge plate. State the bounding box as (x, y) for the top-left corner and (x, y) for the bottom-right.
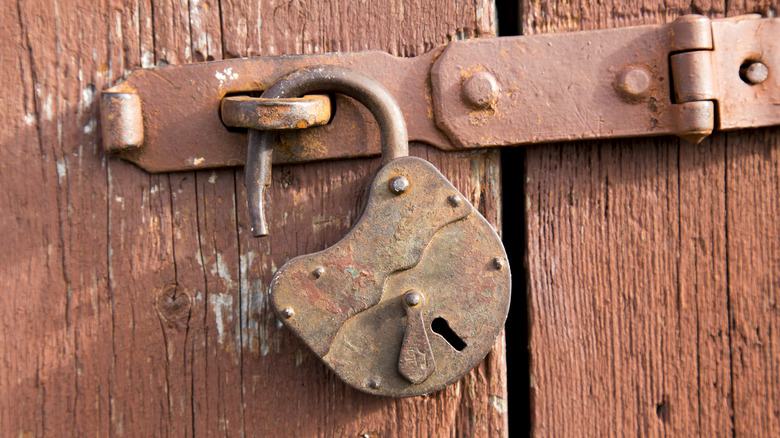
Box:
(101, 14), (780, 173)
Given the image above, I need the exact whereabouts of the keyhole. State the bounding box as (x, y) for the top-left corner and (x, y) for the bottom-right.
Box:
(431, 317), (467, 351)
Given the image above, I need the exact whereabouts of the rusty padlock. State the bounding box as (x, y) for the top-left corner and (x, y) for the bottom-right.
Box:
(245, 65), (511, 397)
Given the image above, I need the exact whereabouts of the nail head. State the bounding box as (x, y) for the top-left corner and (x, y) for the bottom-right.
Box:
(741, 61), (769, 85)
(389, 176), (409, 195)
(615, 66), (652, 102)
(403, 290), (422, 307)
(462, 71), (499, 109)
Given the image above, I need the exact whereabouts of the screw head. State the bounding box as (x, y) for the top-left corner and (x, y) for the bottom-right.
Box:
(389, 176), (409, 195)
(282, 307), (295, 318)
(740, 61), (769, 85)
(462, 71), (499, 109)
(615, 66), (652, 102)
(492, 257), (505, 270)
(312, 267), (324, 278)
(448, 194), (463, 207)
(367, 378), (381, 389)
(403, 290), (423, 307)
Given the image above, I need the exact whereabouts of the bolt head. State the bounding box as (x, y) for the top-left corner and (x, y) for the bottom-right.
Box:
(462, 71), (499, 109)
(389, 176), (409, 195)
(615, 66), (652, 102)
(403, 290), (423, 307)
(492, 257), (505, 270)
(312, 267), (325, 278)
(282, 307), (295, 318)
(448, 194), (463, 207)
(741, 61), (769, 85)
(367, 378), (381, 389)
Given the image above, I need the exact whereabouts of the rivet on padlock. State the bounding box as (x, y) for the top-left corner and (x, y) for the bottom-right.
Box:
(244, 65), (511, 397)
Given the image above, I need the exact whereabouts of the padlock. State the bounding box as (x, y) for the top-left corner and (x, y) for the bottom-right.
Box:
(246, 65), (511, 397)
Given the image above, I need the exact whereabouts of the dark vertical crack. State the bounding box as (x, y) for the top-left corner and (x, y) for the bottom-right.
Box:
(217, 0), (226, 59)
(232, 169), (247, 435)
(194, 174), (208, 438)
(724, 132), (736, 438)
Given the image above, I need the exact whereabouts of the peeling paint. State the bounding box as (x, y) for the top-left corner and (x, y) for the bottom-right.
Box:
(56, 160), (66, 183)
(43, 94), (54, 121)
(211, 253), (233, 285)
(141, 50), (154, 68)
(489, 395), (507, 414)
(209, 293), (233, 345)
(83, 119), (96, 134)
(215, 67), (239, 87)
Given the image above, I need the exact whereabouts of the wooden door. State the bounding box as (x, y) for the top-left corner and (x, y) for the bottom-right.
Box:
(520, 0), (780, 436)
(4, 0), (780, 436)
(2, 0), (506, 436)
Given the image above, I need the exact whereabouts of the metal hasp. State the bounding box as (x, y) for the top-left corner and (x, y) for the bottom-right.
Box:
(100, 14), (780, 173)
(262, 67), (511, 397)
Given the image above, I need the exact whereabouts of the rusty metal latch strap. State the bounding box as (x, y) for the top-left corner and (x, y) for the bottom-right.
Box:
(101, 14), (780, 173)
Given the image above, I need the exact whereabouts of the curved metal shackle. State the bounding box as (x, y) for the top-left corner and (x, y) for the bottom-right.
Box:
(246, 65), (410, 237)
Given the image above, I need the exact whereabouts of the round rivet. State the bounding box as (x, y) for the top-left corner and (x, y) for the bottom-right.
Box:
(740, 61), (769, 85)
(368, 378), (381, 389)
(389, 176), (409, 195)
(312, 267), (324, 278)
(282, 307), (295, 318)
(462, 71), (499, 109)
(492, 257), (505, 270)
(403, 290), (422, 307)
(448, 194), (463, 207)
(615, 66), (652, 102)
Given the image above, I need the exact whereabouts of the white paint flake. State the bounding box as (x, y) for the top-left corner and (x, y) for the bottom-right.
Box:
(209, 293), (233, 345)
(210, 253), (233, 284)
(83, 119), (97, 134)
(489, 395), (507, 414)
(141, 50), (154, 68)
(192, 157), (205, 166)
(215, 67), (239, 87)
(56, 160), (66, 183)
(43, 94), (54, 121)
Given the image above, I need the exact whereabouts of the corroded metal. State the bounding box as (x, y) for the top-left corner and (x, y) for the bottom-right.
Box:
(220, 94), (331, 130)
(100, 50), (439, 172)
(100, 14), (780, 172)
(398, 289), (435, 384)
(245, 65), (409, 237)
(270, 157), (511, 397)
(250, 65), (510, 398)
(270, 157), (472, 357)
(101, 90), (143, 152)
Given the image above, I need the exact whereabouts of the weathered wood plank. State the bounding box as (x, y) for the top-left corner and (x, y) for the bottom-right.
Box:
(726, 128), (780, 436)
(524, 0), (779, 435)
(1, 0), (507, 436)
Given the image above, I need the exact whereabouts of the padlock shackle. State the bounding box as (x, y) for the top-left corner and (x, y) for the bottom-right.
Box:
(246, 65), (409, 237)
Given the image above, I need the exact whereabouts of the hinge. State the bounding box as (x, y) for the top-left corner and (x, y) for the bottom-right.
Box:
(101, 14), (780, 173)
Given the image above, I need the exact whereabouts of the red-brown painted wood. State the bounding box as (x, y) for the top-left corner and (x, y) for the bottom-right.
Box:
(1, 0), (506, 436)
(524, 0), (780, 435)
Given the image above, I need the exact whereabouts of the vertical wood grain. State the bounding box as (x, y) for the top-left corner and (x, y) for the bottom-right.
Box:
(523, 0), (780, 435)
(1, 0), (507, 436)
